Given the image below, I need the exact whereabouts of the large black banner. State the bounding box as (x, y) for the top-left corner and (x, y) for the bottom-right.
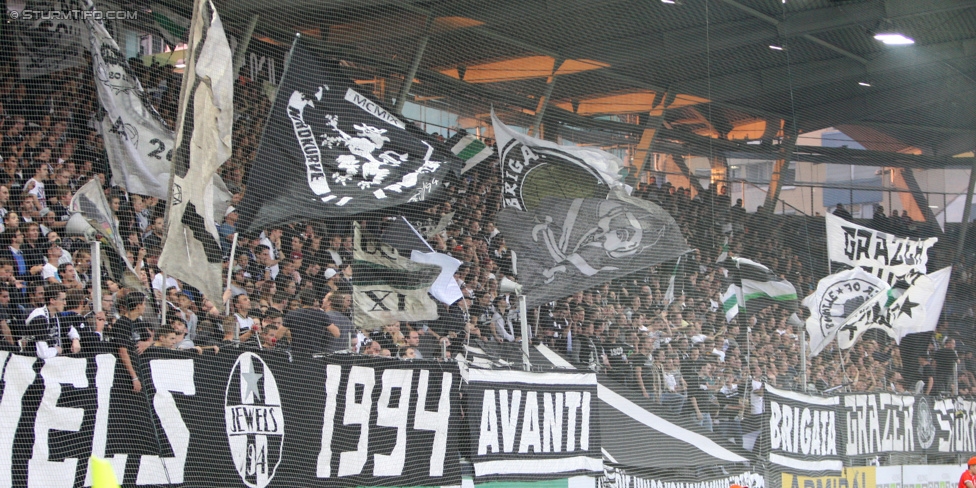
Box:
(0, 348), (461, 487)
(766, 384), (976, 472)
(466, 368), (602, 481)
(765, 385), (843, 475)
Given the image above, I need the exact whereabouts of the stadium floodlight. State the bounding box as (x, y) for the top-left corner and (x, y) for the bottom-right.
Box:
(874, 32), (914, 45)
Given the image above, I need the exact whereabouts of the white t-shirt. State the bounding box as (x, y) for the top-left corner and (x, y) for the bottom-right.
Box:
(41, 262), (59, 281)
(259, 236), (280, 280)
(25, 178), (45, 208)
(750, 380), (764, 415)
(236, 314), (255, 330)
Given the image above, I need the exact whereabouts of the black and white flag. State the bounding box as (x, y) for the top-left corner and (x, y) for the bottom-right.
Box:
(239, 41), (460, 232)
(70, 179), (143, 289)
(825, 213), (937, 285)
(493, 111), (628, 211)
(495, 191), (687, 310)
(802, 267), (890, 356)
(352, 223), (442, 330)
(835, 266), (951, 349)
(158, 0), (234, 305)
(84, 0), (175, 199)
(466, 368), (602, 481)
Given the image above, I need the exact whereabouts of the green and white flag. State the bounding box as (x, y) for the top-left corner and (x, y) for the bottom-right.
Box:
(720, 284), (741, 322)
(448, 132), (493, 174)
(351, 224), (442, 330)
(152, 5), (191, 47)
(734, 257), (798, 310)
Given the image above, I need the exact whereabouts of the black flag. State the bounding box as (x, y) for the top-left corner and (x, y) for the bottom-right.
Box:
(239, 41), (460, 231)
(496, 191), (687, 309)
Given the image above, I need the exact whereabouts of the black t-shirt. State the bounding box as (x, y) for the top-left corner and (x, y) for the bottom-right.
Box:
(603, 340), (631, 379)
(682, 359), (704, 393)
(934, 348), (958, 380)
(110, 316), (146, 352)
(283, 307), (331, 356)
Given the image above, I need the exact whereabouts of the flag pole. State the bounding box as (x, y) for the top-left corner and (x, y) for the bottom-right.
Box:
(91, 241), (102, 312)
(800, 327), (807, 392)
(519, 294), (531, 371)
(224, 232), (239, 316)
(255, 33), (300, 138)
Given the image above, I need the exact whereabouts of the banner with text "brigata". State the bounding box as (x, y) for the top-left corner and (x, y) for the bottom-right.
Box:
(0, 348), (461, 487)
(766, 384), (843, 474)
(467, 368), (602, 481)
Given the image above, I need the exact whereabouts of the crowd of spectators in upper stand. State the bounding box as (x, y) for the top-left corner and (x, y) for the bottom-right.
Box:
(1, 54), (975, 440)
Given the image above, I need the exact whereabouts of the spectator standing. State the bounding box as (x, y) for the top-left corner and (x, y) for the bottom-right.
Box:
(25, 283), (76, 358)
(323, 292), (354, 353)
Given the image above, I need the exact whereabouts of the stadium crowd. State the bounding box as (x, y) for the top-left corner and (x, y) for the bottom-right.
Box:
(0, 56), (974, 439)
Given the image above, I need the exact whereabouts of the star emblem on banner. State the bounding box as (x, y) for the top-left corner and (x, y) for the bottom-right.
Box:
(898, 296), (919, 318)
(242, 370), (263, 401)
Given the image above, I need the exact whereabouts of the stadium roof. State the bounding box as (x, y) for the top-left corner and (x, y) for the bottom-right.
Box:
(196, 0), (976, 165)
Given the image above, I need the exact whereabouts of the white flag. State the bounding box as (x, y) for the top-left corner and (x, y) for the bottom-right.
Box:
(158, 0), (233, 305)
(835, 268), (950, 349)
(803, 268), (890, 356)
(84, 1), (174, 199)
(70, 179), (143, 289)
(410, 250), (465, 305)
(890, 266), (951, 342)
(825, 213), (937, 285)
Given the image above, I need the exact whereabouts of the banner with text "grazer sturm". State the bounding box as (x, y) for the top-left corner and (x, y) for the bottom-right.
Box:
(0, 348), (461, 488)
(766, 385), (976, 466)
(825, 213), (937, 285)
(467, 368), (602, 481)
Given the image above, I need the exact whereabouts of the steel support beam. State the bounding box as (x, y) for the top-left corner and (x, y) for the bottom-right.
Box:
(761, 124), (797, 216)
(633, 92), (675, 181)
(954, 160), (976, 263)
(798, 73), (976, 132)
(897, 168), (940, 225)
(673, 38), (976, 104)
(717, 0), (868, 65)
(858, 121), (976, 135)
(395, 13), (434, 113)
(779, 0), (974, 38)
(529, 59), (563, 137)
